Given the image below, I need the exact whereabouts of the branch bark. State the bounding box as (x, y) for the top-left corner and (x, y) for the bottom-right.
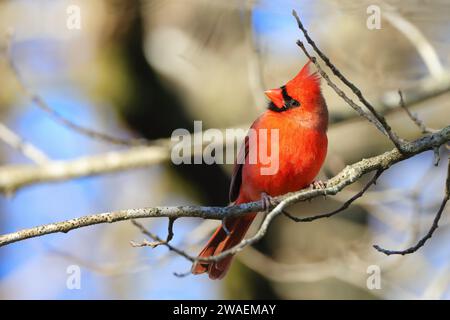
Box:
(1, 125), (448, 248)
(0, 146), (170, 194)
(0, 128), (245, 195)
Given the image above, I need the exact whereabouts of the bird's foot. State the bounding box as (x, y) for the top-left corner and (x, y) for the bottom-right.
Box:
(309, 180), (328, 199)
(310, 180), (327, 190)
(261, 192), (275, 212)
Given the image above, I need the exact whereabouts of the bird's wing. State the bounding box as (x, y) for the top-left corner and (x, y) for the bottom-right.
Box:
(229, 115), (263, 203)
(229, 134), (249, 203)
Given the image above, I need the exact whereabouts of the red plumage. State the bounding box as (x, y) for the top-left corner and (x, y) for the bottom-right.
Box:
(192, 61), (328, 279)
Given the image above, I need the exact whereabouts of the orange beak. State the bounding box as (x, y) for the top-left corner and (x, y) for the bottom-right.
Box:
(264, 88), (284, 108)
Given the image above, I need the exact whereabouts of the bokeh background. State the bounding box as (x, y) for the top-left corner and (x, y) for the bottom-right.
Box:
(0, 0), (450, 299)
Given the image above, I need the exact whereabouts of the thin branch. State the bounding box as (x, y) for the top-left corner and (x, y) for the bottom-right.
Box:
(292, 9), (406, 152)
(398, 90), (441, 165)
(134, 217), (177, 248)
(166, 217), (176, 243)
(0, 122), (49, 164)
(295, 41), (387, 134)
(0, 125), (448, 249)
(433, 147), (441, 166)
(0, 145), (171, 194)
(373, 158), (450, 255)
(130, 220), (194, 262)
(398, 90), (437, 134)
(221, 216), (231, 236)
(283, 169), (383, 222)
(29, 95), (147, 146)
(4, 30), (147, 147)
(381, 74), (450, 111)
(0, 127), (245, 195)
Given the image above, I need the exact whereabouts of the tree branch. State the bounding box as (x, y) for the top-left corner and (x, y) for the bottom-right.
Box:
(283, 169), (383, 222)
(398, 90), (441, 165)
(373, 158), (450, 255)
(130, 220), (190, 260)
(0, 125), (448, 249)
(398, 90), (437, 135)
(5, 30), (147, 147)
(0, 128), (245, 195)
(0, 145), (170, 194)
(293, 9), (406, 152)
(295, 40), (387, 134)
(0, 122), (49, 164)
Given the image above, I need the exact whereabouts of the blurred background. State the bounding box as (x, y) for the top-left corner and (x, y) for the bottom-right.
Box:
(0, 0), (450, 299)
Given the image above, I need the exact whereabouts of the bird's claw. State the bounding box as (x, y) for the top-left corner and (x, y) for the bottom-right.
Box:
(310, 180), (327, 190)
(261, 192), (274, 212)
(310, 180), (328, 199)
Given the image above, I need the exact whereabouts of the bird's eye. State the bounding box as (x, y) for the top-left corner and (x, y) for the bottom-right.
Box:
(290, 100), (300, 107)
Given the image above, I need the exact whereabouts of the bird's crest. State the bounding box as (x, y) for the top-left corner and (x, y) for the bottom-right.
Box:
(285, 60), (321, 98)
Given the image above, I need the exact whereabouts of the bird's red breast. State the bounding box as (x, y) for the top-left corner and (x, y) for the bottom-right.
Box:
(239, 110), (328, 201)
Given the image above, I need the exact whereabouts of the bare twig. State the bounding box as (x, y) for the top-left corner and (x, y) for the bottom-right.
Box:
(130, 220), (194, 262)
(221, 216), (231, 235)
(381, 74), (450, 111)
(134, 217), (177, 248)
(374, 158), (450, 255)
(166, 217), (176, 243)
(433, 147), (441, 166)
(242, 2), (267, 110)
(292, 9), (406, 152)
(295, 41), (385, 133)
(237, 244), (416, 298)
(0, 123), (49, 164)
(398, 90), (437, 134)
(283, 169), (383, 222)
(0, 126), (448, 250)
(28, 95), (147, 146)
(398, 90), (441, 165)
(4, 31), (146, 147)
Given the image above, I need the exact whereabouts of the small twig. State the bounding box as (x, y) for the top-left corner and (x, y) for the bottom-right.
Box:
(166, 217), (176, 243)
(173, 270), (192, 278)
(283, 169), (383, 222)
(295, 42), (385, 134)
(433, 147), (441, 166)
(221, 216), (231, 236)
(398, 90), (440, 165)
(242, 3), (267, 111)
(0, 122), (49, 164)
(398, 90), (437, 135)
(30, 95), (147, 146)
(134, 217), (176, 248)
(130, 220), (194, 262)
(4, 30), (147, 147)
(373, 159), (450, 255)
(292, 9), (406, 152)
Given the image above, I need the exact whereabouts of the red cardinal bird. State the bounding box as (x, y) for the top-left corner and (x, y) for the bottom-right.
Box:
(192, 61), (328, 279)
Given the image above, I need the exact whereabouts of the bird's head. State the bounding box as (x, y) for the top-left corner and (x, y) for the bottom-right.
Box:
(264, 61), (326, 117)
